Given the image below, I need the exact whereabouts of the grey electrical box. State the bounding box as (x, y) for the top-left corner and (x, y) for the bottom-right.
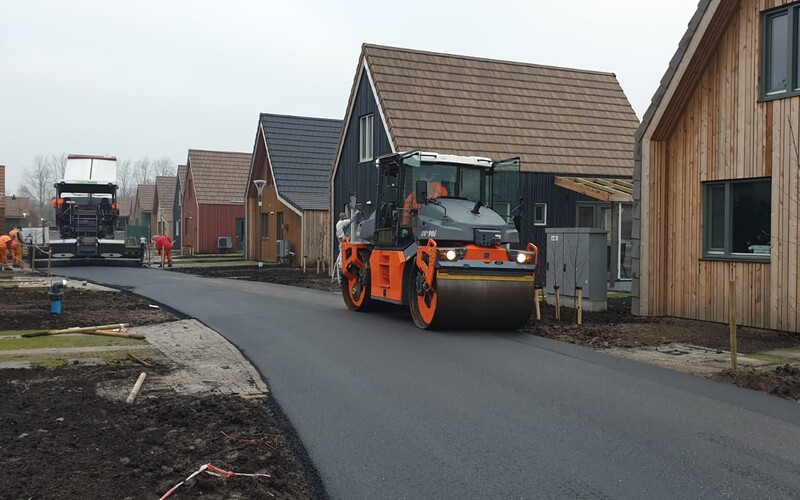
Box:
(545, 228), (608, 311)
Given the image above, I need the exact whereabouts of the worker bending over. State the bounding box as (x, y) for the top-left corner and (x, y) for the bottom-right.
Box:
(0, 235), (13, 270)
(153, 234), (173, 268)
(8, 226), (23, 268)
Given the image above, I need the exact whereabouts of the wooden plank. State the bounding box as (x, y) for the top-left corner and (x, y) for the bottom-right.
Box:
(553, 177), (611, 202)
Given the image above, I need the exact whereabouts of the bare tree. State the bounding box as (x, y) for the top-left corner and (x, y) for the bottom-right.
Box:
(21, 155), (55, 221)
(152, 157), (175, 177)
(132, 157), (152, 186)
(49, 153), (68, 180)
(116, 159), (136, 197)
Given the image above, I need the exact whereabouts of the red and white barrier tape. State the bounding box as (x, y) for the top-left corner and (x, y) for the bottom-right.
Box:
(159, 463), (270, 499)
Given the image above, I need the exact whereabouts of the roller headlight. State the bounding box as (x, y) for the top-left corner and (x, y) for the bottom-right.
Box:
(445, 249), (457, 261)
(516, 252), (527, 264)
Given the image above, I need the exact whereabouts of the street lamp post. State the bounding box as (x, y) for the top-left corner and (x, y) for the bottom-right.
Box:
(253, 180), (267, 268)
(40, 218), (45, 245)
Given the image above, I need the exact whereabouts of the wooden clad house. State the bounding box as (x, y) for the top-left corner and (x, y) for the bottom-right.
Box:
(152, 176), (177, 238)
(330, 44), (639, 279)
(131, 184), (155, 233)
(182, 149), (251, 254)
(245, 113), (342, 264)
(172, 165), (187, 250)
(633, 0), (800, 331)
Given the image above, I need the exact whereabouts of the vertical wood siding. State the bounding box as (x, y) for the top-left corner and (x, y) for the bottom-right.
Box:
(642, 0), (800, 331)
(198, 205), (244, 254)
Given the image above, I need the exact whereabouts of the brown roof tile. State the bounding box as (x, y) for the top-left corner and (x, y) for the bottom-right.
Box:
(363, 44), (639, 176)
(187, 150), (251, 205)
(6, 197), (30, 218)
(136, 185), (155, 214)
(117, 197), (134, 218)
(177, 165), (188, 195)
(154, 176), (177, 212)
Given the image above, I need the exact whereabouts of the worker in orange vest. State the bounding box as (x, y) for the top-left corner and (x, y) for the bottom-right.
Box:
(401, 181), (448, 226)
(8, 226), (24, 268)
(153, 234), (173, 268)
(0, 235), (13, 270)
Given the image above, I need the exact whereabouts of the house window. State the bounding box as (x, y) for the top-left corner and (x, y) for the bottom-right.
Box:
(533, 203), (547, 226)
(261, 213), (269, 240)
(703, 178), (771, 261)
(359, 114), (374, 162)
(176, 220), (180, 236)
(276, 212), (285, 240)
(762, 3), (800, 99)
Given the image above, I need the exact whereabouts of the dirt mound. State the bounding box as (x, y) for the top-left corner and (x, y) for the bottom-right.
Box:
(525, 298), (800, 354)
(712, 365), (800, 401)
(0, 287), (176, 330)
(0, 365), (319, 499)
(174, 266), (338, 293)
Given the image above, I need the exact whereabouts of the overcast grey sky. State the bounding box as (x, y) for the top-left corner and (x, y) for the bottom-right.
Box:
(1, 0), (698, 194)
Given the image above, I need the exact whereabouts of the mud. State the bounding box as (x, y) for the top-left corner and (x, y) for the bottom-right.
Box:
(712, 365), (800, 402)
(0, 364), (320, 499)
(0, 287), (176, 331)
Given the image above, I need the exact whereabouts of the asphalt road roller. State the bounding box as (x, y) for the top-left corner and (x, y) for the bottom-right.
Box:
(340, 150), (538, 330)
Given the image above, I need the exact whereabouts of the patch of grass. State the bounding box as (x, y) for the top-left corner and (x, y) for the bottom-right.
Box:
(608, 291), (631, 299)
(31, 358), (68, 369)
(0, 329), (40, 337)
(0, 334), (147, 351)
(748, 352), (796, 365)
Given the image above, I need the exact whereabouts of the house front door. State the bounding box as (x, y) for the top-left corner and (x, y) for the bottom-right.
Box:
(235, 218), (245, 251)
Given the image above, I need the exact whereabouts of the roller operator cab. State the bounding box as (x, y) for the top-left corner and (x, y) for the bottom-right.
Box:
(340, 150), (539, 330)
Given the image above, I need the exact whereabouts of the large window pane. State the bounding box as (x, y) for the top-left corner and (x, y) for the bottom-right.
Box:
(768, 13), (789, 94)
(731, 181), (771, 254)
(708, 184), (726, 251)
(577, 205), (594, 228)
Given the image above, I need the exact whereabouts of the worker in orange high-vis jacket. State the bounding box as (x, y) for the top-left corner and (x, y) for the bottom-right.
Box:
(0, 235), (13, 270)
(8, 226), (24, 268)
(153, 234), (173, 268)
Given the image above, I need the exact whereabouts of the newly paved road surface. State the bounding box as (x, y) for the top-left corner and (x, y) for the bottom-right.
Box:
(59, 267), (800, 499)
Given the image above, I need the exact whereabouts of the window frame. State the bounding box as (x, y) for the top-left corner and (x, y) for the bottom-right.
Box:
(533, 202), (547, 226)
(359, 114), (374, 162)
(702, 178), (771, 262)
(761, 2), (800, 100)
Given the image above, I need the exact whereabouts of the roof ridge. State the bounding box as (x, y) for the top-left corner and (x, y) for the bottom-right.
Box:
(188, 148), (251, 156)
(260, 112), (343, 123)
(363, 43), (616, 78)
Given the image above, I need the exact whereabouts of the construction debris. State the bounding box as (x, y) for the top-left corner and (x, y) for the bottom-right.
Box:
(126, 372), (148, 404)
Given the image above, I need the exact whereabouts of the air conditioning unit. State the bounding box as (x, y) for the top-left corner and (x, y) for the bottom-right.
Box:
(218, 236), (233, 249)
(276, 239), (291, 258)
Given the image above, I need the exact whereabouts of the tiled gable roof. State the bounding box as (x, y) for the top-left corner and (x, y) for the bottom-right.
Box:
(187, 150), (251, 205)
(363, 44), (639, 176)
(154, 176), (177, 211)
(177, 165), (188, 196)
(117, 197), (134, 218)
(136, 185), (155, 214)
(6, 196), (30, 218)
(260, 114), (342, 211)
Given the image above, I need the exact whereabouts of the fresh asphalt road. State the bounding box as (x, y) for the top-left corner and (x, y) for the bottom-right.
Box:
(58, 267), (800, 499)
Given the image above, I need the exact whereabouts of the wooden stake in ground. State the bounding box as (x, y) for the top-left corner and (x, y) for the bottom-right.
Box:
(554, 285), (561, 321)
(534, 286), (541, 321)
(22, 323), (132, 338)
(316, 259), (321, 274)
(48, 249), (52, 277)
(576, 287), (583, 325)
(729, 265), (738, 370)
(126, 372), (148, 404)
(303, 256), (307, 273)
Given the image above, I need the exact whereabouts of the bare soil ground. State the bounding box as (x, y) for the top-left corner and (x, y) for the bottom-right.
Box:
(0, 287), (177, 331)
(173, 265), (338, 293)
(523, 297), (800, 401)
(0, 281), (323, 499)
